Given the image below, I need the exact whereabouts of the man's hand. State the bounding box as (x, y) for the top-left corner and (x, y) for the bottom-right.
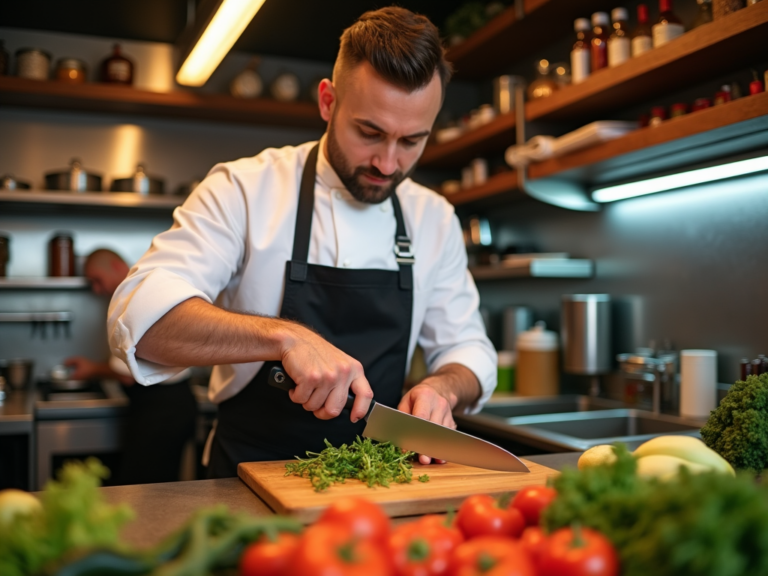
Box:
(397, 363), (482, 465)
(64, 356), (101, 381)
(280, 323), (374, 423)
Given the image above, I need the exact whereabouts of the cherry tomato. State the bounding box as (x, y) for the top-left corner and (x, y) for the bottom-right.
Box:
(239, 532), (300, 576)
(449, 536), (534, 576)
(509, 486), (557, 526)
(538, 526), (619, 576)
(316, 496), (391, 547)
(291, 523), (392, 576)
(456, 495), (526, 540)
(519, 527), (548, 567)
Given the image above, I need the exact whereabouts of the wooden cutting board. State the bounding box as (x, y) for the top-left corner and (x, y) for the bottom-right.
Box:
(238, 459), (558, 523)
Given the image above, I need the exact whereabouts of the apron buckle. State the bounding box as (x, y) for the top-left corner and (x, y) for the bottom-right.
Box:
(394, 236), (415, 264)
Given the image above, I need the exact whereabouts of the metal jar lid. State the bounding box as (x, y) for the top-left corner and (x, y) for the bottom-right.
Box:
(56, 58), (86, 71)
(16, 47), (52, 60)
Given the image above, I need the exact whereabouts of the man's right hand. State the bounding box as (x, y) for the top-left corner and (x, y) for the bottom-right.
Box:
(279, 323), (373, 423)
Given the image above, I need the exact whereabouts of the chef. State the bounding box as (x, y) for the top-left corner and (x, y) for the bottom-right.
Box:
(108, 6), (496, 478)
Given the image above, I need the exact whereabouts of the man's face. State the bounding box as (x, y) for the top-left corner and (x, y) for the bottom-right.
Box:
(320, 62), (443, 204)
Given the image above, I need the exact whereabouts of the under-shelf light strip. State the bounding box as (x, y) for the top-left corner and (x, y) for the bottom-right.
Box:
(176, 0), (267, 87)
(592, 155), (768, 203)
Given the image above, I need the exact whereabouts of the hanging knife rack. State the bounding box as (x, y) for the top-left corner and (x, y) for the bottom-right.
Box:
(0, 311), (73, 339)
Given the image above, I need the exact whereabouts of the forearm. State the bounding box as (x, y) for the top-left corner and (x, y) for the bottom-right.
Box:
(420, 363), (482, 413)
(135, 296), (296, 367)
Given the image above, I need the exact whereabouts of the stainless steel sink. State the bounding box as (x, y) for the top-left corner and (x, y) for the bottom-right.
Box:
(457, 396), (705, 452)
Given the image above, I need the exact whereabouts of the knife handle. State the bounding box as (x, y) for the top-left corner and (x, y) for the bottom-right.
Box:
(268, 365), (356, 414)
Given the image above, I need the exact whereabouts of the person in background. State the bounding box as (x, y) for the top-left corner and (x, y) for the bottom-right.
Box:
(65, 248), (198, 485)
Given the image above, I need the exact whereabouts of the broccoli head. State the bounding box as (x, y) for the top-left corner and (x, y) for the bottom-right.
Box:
(701, 373), (768, 474)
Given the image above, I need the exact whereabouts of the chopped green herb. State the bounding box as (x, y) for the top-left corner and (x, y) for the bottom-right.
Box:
(418, 474), (430, 483)
(285, 437), (419, 492)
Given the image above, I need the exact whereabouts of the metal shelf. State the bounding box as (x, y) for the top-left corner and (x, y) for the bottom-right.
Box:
(470, 259), (594, 280)
(0, 190), (184, 210)
(0, 278), (89, 290)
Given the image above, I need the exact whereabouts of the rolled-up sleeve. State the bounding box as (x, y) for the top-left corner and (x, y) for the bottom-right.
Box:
(107, 164), (247, 384)
(418, 214), (497, 413)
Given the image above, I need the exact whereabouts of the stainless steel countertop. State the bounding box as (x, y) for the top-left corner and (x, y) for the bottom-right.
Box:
(101, 453), (581, 549)
(0, 390), (34, 434)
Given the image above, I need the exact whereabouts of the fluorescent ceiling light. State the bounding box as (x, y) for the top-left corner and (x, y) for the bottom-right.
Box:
(176, 0), (267, 87)
(592, 155), (768, 203)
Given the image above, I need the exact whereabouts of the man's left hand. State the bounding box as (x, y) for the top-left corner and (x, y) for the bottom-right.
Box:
(397, 363), (481, 465)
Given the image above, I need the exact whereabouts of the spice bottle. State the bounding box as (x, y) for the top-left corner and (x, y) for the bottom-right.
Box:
(590, 12), (611, 72)
(670, 103), (688, 117)
(571, 18), (591, 84)
(693, 0), (714, 28)
(55, 58), (87, 84)
(526, 59), (559, 100)
(750, 70), (765, 94)
(653, 0), (685, 48)
(48, 233), (75, 277)
(650, 106), (667, 126)
(516, 322), (559, 397)
(608, 8), (631, 67)
(100, 44), (134, 85)
(632, 5), (654, 57)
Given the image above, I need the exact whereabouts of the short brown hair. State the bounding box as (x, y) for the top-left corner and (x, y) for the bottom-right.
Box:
(334, 6), (452, 96)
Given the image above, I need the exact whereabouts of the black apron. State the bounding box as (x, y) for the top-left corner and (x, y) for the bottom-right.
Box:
(208, 144), (415, 478)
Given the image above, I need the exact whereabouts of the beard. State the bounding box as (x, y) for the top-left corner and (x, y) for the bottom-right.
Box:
(325, 120), (410, 204)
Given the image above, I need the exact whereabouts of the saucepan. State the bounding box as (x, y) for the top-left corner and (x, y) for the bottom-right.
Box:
(45, 158), (102, 192)
(110, 164), (165, 195)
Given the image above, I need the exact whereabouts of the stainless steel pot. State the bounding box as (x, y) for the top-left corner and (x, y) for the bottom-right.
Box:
(0, 358), (34, 390)
(110, 164), (165, 195)
(44, 158), (102, 192)
(561, 294), (612, 375)
(1, 174), (32, 190)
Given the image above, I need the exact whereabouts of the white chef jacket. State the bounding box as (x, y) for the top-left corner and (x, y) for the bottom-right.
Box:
(107, 138), (497, 413)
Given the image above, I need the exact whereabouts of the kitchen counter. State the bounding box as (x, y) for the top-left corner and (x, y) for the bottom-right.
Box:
(0, 390), (34, 434)
(102, 453), (580, 549)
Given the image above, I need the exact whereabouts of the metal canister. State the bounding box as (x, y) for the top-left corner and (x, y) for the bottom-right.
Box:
(48, 233), (75, 277)
(16, 48), (51, 80)
(561, 294), (612, 375)
(493, 75), (525, 115)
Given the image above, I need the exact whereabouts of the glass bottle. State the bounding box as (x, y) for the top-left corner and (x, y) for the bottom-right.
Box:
(608, 8), (631, 67)
(653, 0), (685, 48)
(526, 59), (559, 100)
(590, 12), (611, 72)
(632, 4), (654, 57)
(100, 44), (134, 85)
(571, 18), (591, 84)
(693, 0), (714, 28)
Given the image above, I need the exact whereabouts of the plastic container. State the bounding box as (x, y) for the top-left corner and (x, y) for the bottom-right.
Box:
(496, 351), (516, 393)
(516, 322), (559, 396)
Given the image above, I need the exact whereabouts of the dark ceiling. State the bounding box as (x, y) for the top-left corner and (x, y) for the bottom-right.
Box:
(0, 0), (467, 63)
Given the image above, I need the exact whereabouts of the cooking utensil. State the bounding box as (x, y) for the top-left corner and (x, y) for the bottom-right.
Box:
(1, 174), (31, 190)
(110, 164), (165, 195)
(0, 358), (34, 390)
(268, 365), (529, 473)
(45, 158), (102, 192)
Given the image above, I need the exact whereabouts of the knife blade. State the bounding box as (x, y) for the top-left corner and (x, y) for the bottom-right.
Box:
(267, 365), (529, 473)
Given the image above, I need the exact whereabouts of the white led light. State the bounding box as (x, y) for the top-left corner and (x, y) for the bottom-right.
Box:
(176, 0), (267, 87)
(592, 155), (768, 203)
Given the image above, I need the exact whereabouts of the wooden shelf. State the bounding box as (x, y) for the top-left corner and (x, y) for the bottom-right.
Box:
(0, 190), (185, 210)
(470, 259), (594, 280)
(446, 0), (616, 80)
(0, 278), (89, 290)
(441, 170), (522, 206)
(526, 2), (768, 122)
(0, 76), (326, 130)
(420, 112), (516, 169)
(529, 91), (768, 183)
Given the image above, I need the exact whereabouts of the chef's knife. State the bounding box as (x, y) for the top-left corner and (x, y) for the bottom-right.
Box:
(268, 365), (529, 473)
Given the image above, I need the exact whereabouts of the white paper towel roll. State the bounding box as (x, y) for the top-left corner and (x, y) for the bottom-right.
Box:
(680, 349), (718, 418)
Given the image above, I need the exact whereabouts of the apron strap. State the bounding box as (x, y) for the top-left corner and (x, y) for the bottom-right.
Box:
(289, 144), (320, 281)
(289, 142), (414, 291)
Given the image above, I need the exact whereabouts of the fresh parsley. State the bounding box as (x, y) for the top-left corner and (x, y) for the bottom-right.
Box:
(285, 437), (419, 492)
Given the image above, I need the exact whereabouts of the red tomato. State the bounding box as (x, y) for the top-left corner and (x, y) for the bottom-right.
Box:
(456, 495), (526, 540)
(239, 532), (300, 576)
(510, 486), (557, 526)
(519, 527), (548, 567)
(316, 496), (391, 546)
(291, 523), (393, 576)
(389, 524), (451, 576)
(538, 526), (619, 576)
(416, 515), (464, 554)
(449, 536), (534, 576)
